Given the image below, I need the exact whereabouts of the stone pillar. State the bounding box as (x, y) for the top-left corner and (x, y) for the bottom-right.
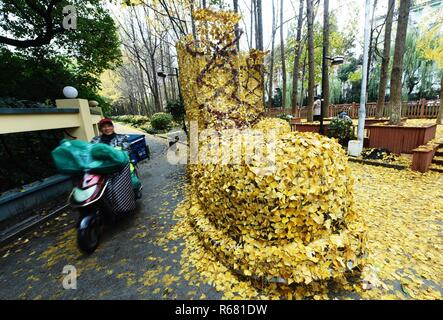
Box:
(56, 99), (95, 141)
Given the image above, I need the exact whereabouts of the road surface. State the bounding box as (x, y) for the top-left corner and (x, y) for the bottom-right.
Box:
(0, 124), (220, 299)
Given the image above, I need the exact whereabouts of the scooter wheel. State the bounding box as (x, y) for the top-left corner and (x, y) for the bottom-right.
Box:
(77, 215), (101, 254)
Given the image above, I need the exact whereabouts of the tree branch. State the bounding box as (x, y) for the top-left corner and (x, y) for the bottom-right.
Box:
(0, 27), (64, 48)
(0, 0), (64, 48)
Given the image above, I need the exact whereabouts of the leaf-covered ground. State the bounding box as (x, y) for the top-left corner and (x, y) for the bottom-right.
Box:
(0, 123), (441, 300)
(351, 163), (442, 299)
(0, 126), (220, 300)
(168, 162), (443, 300)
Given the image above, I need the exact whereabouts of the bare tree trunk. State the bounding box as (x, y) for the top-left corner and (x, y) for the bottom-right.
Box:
(140, 7), (162, 112)
(280, 0), (287, 109)
(202, 0), (207, 9)
(268, 0), (277, 109)
(131, 56), (149, 114)
(160, 43), (169, 104)
(122, 11), (153, 115)
(253, 0), (265, 105)
(291, 0), (304, 114)
(148, 53), (162, 112)
(256, 0), (264, 51)
(250, 0), (255, 48)
(389, 0), (411, 125)
(366, 0), (378, 96)
(166, 44), (177, 100)
(233, 0), (240, 51)
(190, 1), (197, 40)
(254, 0), (259, 49)
(438, 73), (443, 125)
(300, 53), (307, 108)
(306, 0), (315, 122)
(376, 0), (394, 118)
(138, 63), (150, 114)
(123, 6), (162, 113)
(321, 0), (330, 116)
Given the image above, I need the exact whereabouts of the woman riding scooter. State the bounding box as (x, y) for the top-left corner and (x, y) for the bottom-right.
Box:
(72, 118), (142, 253)
(91, 118), (130, 151)
(52, 118), (143, 253)
(91, 118), (142, 198)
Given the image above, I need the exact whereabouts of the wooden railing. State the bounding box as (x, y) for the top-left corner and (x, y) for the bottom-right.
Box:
(265, 99), (441, 119)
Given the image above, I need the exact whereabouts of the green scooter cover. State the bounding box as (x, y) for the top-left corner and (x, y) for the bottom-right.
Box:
(51, 139), (129, 174)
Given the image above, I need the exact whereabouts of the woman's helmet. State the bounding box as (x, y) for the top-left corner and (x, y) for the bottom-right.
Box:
(98, 118), (114, 128)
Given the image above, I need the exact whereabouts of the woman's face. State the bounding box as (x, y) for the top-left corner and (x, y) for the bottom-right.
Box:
(100, 123), (115, 135)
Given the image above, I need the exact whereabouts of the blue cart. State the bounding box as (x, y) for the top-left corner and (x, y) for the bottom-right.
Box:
(126, 134), (150, 164)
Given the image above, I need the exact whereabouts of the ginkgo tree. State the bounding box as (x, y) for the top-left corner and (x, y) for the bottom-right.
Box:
(417, 9), (443, 125)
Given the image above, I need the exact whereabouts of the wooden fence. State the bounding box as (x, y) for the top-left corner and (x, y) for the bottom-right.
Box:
(266, 99), (441, 119)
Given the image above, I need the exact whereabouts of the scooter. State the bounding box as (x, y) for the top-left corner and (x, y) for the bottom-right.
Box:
(68, 161), (142, 254)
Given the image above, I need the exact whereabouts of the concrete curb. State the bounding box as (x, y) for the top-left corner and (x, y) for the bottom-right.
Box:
(0, 204), (69, 246)
(0, 175), (73, 223)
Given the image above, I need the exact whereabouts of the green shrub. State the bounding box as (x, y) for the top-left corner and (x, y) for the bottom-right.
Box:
(138, 124), (168, 135)
(112, 115), (132, 123)
(272, 88), (283, 108)
(145, 127), (159, 134)
(138, 123), (152, 132)
(328, 117), (355, 146)
(150, 112), (173, 130)
(131, 115), (150, 127)
(0, 97), (53, 109)
(112, 115), (150, 127)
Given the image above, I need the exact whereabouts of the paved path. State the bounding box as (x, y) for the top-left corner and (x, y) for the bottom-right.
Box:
(0, 124), (220, 299)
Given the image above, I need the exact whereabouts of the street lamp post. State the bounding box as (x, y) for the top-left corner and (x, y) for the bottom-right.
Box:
(320, 0), (329, 136)
(157, 68), (183, 105)
(174, 68), (184, 107)
(357, 0), (373, 144)
(157, 67), (187, 136)
(347, 0), (372, 157)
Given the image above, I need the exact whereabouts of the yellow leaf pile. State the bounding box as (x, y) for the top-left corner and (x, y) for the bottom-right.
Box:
(177, 9), (265, 131)
(253, 117), (292, 136)
(175, 9), (367, 288)
(187, 127), (367, 284)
